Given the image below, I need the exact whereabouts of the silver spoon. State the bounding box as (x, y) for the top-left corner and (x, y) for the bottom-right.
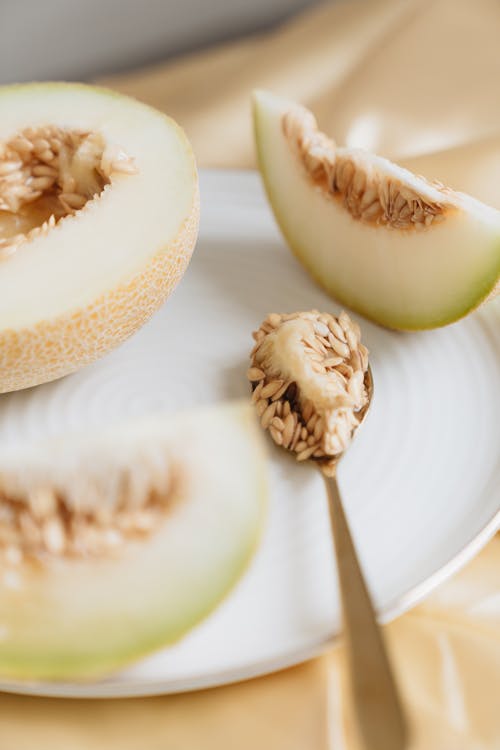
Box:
(321, 366), (408, 750)
(250, 329), (408, 750)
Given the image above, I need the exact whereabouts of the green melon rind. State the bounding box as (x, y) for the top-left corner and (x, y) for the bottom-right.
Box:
(253, 91), (500, 330)
(0, 402), (267, 682)
(0, 535), (262, 682)
(0, 529), (264, 682)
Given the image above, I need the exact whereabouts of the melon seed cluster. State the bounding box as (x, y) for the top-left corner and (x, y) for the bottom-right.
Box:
(248, 310), (369, 476)
(0, 125), (136, 259)
(283, 105), (446, 230)
(0, 462), (180, 567)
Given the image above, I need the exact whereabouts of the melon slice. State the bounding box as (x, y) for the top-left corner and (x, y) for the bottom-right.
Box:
(253, 90), (500, 330)
(0, 401), (266, 681)
(0, 83), (199, 393)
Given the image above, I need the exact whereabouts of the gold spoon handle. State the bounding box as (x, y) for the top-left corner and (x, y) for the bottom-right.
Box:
(323, 473), (408, 750)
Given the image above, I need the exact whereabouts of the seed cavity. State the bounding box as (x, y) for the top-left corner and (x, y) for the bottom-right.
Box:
(0, 126), (137, 260)
(282, 106), (448, 230)
(0, 457), (181, 565)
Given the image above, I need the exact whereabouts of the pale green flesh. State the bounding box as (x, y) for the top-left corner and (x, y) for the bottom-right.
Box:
(253, 91), (500, 330)
(0, 82), (197, 328)
(0, 402), (266, 681)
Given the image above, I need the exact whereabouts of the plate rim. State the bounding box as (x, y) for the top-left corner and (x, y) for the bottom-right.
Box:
(0, 167), (498, 699)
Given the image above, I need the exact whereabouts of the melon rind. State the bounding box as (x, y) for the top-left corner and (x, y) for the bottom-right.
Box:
(253, 90), (500, 330)
(0, 83), (199, 392)
(0, 401), (266, 681)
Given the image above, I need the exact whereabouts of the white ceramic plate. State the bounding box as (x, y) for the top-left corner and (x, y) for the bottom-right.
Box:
(0, 170), (499, 698)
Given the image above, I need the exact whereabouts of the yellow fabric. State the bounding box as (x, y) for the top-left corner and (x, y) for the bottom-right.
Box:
(4, 1), (500, 747)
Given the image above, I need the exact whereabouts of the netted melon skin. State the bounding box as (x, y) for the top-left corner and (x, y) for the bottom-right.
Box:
(0, 194), (199, 393)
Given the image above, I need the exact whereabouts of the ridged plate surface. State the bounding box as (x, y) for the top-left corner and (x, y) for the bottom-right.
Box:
(0, 169), (498, 697)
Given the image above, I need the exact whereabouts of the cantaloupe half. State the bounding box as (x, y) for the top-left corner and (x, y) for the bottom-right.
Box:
(0, 83), (199, 393)
(0, 401), (266, 681)
(253, 90), (500, 330)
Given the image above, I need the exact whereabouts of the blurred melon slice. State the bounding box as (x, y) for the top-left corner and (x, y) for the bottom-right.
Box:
(0, 83), (199, 393)
(0, 401), (266, 681)
(253, 90), (500, 330)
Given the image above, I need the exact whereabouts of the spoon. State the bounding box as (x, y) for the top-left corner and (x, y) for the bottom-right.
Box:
(249, 312), (408, 750)
(322, 366), (408, 750)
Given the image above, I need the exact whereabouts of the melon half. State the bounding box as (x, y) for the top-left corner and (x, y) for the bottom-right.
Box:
(0, 401), (266, 681)
(253, 90), (500, 330)
(0, 83), (199, 393)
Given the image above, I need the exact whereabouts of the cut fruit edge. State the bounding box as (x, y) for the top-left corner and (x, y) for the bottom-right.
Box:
(0, 400), (267, 681)
(253, 90), (500, 330)
(0, 83), (200, 392)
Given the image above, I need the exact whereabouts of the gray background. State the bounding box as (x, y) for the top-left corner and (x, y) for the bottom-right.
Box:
(0, 0), (320, 84)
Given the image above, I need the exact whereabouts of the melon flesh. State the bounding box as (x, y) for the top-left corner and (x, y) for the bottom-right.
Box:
(0, 83), (199, 392)
(253, 90), (500, 330)
(0, 401), (266, 681)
